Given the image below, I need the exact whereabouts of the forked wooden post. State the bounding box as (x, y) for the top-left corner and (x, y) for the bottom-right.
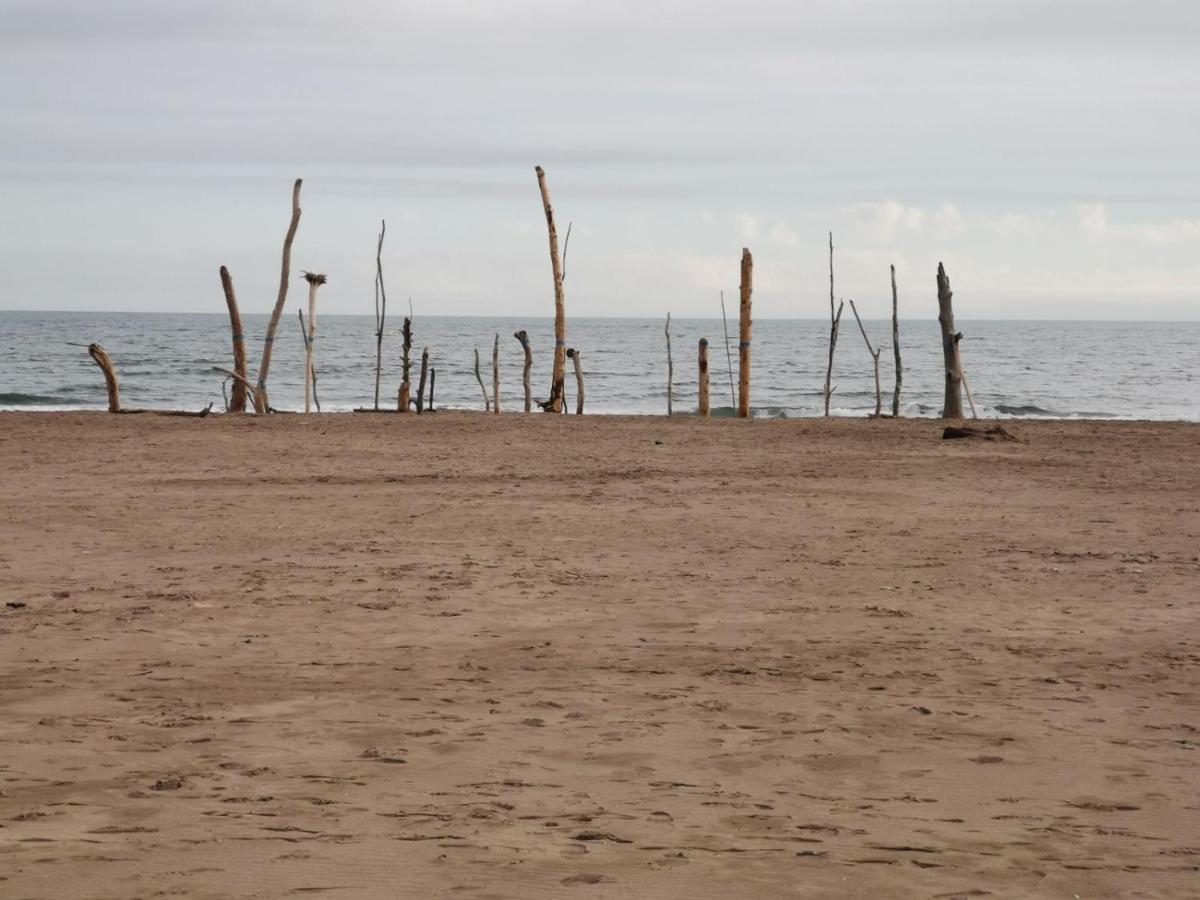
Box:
(698, 338), (710, 418)
(254, 178), (302, 414)
(665, 311), (674, 416)
(416, 346), (429, 414)
(298, 308), (320, 413)
(474, 348), (490, 411)
(492, 333), (500, 415)
(535, 166), (567, 413)
(399, 316), (413, 412)
(848, 299), (883, 417)
(513, 330), (533, 413)
(937, 262), (964, 419)
(891, 264), (902, 417)
(567, 348), (584, 414)
(302, 272), (326, 415)
(87, 343), (121, 413)
(737, 248), (753, 418)
(219, 266), (248, 413)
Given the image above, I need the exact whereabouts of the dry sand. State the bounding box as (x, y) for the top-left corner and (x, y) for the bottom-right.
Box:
(0, 412), (1197, 899)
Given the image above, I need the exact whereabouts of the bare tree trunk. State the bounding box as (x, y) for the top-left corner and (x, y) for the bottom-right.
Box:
(698, 338), (710, 417)
(720, 290), (735, 408)
(567, 348), (584, 414)
(513, 330), (532, 413)
(87, 343), (121, 413)
(254, 178), (302, 414)
(891, 264), (902, 418)
(737, 248), (753, 418)
(535, 166), (567, 412)
(665, 311), (673, 416)
(848, 299), (882, 417)
(474, 348), (490, 411)
(302, 272), (326, 414)
(492, 333), (500, 415)
(937, 262), (964, 419)
(399, 316), (413, 412)
(416, 346), (429, 414)
(298, 308), (320, 413)
(219, 266), (248, 413)
(374, 220), (387, 410)
(824, 231), (840, 416)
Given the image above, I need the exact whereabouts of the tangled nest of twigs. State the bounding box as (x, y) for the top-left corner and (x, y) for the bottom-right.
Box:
(302, 271), (328, 285)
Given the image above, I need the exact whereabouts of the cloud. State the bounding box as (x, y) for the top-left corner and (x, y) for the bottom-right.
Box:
(1077, 202), (1200, 243)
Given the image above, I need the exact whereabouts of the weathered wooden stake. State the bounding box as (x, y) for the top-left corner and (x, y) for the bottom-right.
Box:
(254, 178), (302, 414)
(302, 272), (326, 414)
(737, 248), (753, 418)
(298, 308), (321, 413)
(567, 348), (584, 414)
(374, 220), (387, 410)
(416, 346), (429, 414)
(937, 262), (964, 419)
(429, 368), (436, 412)
(492, 333), (500, 415)
(824, 231), (841, 416)
(399, 315), (413, 412)
(698, 338), (710, 418)
(535, 166), (567, 413)
(513, 330), (533, 413)
(720, 290), (735, 408)
(87, 343), (121, 413)
(961, 368), (979, 420)
(219, 266), (248, 413)
(665, 311), (674, 416)
(474, 348), (490, 411)
(891, 264), (902, 417)
(848, 299), (883, 417)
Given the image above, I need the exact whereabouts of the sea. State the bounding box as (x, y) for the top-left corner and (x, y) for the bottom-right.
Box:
(0, 311), (1196, 421)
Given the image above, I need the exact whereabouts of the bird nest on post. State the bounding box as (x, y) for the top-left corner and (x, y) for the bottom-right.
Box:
(302, 271), (327, 286)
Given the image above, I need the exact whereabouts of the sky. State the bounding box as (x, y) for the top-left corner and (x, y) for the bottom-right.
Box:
(1, 0), (1198, 319)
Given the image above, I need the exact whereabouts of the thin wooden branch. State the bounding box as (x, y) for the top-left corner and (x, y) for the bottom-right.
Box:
(302, 272), (326, 415)
(665, 311), (673, 416)
(514, 330), (532, 413)
(698, 337), (710, 418)
(824, 231), (838, 416)
(212, 367), (260, 410)
(738, 248), (753, 418)
(562, 221), (573, 282)
(87, 343), (121, 413)
(535, 166), (567, 413)
(567, 348), (584, 415)
(492, 333), (500, 415)
(720, 290), (735, 408)
(937, 262), (964, 419)
(219, 265), (247, 413)
(254, 178), (302, 414)
(374, 219), (387, 410)
(961, 368), (979, 420)
(848, 299), (883, 417)
(891, 264), (902, 417)
(474, 348), (491, 411)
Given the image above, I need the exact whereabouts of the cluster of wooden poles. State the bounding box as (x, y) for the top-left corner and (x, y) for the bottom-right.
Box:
(80, 167), (976, 422)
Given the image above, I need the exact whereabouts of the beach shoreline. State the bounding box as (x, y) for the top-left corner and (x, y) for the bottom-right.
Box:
(1, 413), (1197, 898)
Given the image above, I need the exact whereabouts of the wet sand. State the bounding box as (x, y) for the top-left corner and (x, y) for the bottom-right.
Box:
(0, 412), (1197, 899)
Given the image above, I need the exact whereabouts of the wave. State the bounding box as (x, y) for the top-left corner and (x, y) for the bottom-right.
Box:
(0, 392), (89, 407)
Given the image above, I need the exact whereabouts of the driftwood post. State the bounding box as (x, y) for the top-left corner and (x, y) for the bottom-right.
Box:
(535, 166), (567, 413)
(302, 272), (326, 414)
(513, 330), (533, 413)
(429, 368), (436, 413)
(219, 266), (248, 413)
(665, 312), (674, 416)
(87, 343), (121, 413)
(492, 333), (500, 415)
(474, 348), (490, 411)
(937, 262), (964, 419)
(720, 291), (735, 408)
(698, 338), (710, 418)
(961, 369), (980, 419)
(298, 309), (321, 413)
(823, 231), (843, 416)
(737, 248), (753, 418)
(891, 264), (902, 417)
(848, 299), (882, 417)
(399, 316), (413, 412)
(374, 220), (387, 410)
(567, 349), (584, 414)
(254, 178), (302, 414)
(416, 346), (429, 414)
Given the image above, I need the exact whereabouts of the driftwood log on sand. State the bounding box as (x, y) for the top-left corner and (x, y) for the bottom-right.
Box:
(942, 425), (1018, 442)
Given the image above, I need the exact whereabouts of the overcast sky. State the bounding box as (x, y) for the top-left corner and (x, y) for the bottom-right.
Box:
(1, 0), (1197, 319)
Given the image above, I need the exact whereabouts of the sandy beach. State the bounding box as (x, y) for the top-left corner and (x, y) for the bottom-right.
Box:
(0, 411), (1196, 899)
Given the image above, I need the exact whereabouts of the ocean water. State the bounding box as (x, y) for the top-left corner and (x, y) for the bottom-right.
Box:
(0, 311), (1196, 421)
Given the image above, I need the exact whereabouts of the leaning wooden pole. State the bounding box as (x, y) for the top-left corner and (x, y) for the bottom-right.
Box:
(737, 248), (753, 418)
(219, 265), (248, 413)
(514, 330), (533, 413)
(254, 178), (302, 414)
(302, 272), (326, 414)
(567, 348), (584, 415)
(374, 220), (387, 410)
(848, 299), (883, 417)
(665, 311), (674, 416)
(891, 264), (902, 417)
(937, 262), (964, 420)
(492, 333), (500, 415)
(698, 338), (710, 418)
(720, 291), (735, 408)
(87, 343), (121, 413)
(535, 166), (567, 413)
(824, 231), (839, 416)
(474, 348), (490, 411)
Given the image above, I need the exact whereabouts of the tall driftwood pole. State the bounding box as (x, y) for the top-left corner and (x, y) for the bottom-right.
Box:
(302, 272), (326, 414)
(492, 333), (500, 415)
(535, 166), (567, 413)
(720, 291), (735, 408)
(87, 343), (121, 413)
(737, 248), (753, 418)
(416, 346), (429, 414)
(698, 338), (710, 418)
(665, 312), (674, 416)
(823, 231), (843, 417)
(374, 220), (387, 410)
(474, 348), (490, 411)
(513, 330), (533, 413)
(298, 309), (320, 412)
(937, 262), (964, 419)
(891, 264), (902, 417)
(567, 348), (584, 414)
(399, 316), (413, 411)
(254, 178), (302, 414)
(848, 299), (883, 417)
(219, 266), (248, 413)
